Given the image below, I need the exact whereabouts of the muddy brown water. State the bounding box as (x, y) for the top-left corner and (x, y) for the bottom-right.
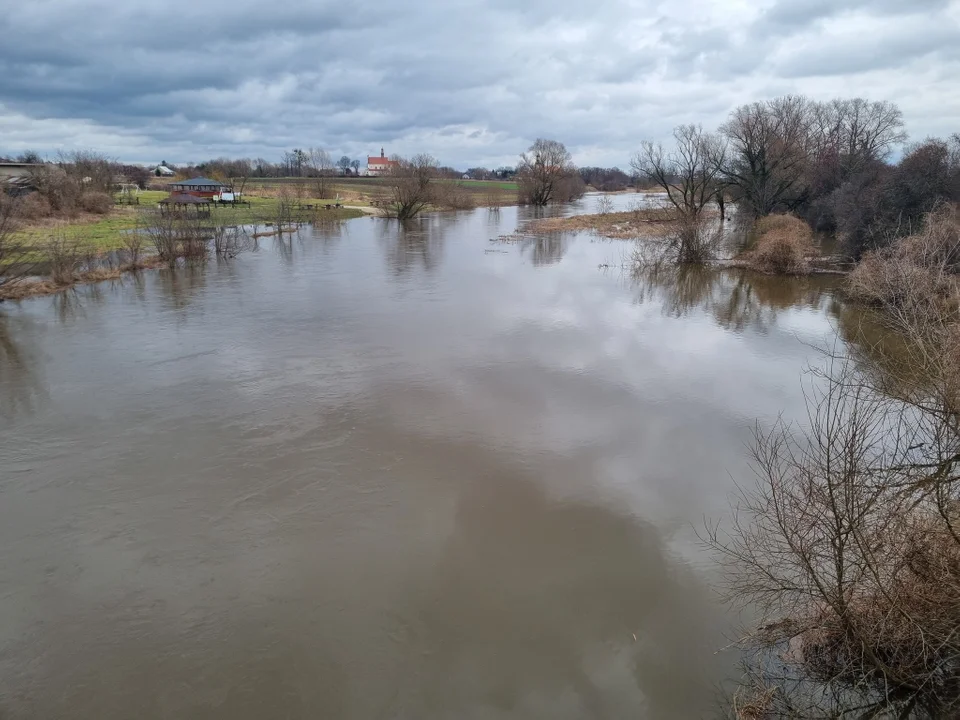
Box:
(0, 199), (847, 718)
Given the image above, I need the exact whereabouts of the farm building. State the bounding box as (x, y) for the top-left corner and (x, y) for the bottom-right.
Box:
(0, 162), (44, 196)
(366, 149), (399, 177)
(169, 177), (229, 198)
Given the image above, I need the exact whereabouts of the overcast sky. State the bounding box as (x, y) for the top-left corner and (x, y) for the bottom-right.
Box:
(1, 0), (958, 169)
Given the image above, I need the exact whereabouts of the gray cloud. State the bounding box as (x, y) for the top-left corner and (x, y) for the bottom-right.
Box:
(0, 0), (958, 168)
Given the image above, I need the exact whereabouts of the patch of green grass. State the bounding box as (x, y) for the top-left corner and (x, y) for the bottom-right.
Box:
(450, 179), (519, 191)
(11, 192), (363, 256)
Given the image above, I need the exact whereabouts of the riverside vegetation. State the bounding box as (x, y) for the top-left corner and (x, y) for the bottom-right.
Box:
(3, 96), (960, 718)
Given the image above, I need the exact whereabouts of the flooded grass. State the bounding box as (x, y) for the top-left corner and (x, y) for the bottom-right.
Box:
(524, 208), (680, 239)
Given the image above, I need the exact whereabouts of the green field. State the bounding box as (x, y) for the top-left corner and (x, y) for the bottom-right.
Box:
(13, 191), (364, 253)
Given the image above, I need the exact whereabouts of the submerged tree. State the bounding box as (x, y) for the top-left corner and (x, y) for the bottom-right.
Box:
(387, 154), (437, 221)
(516, 138), (579, 206)
(718, 95), (815, 218)
(632, 124), (725, 219)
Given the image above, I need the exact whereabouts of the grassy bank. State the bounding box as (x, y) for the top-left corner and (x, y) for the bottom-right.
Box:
(11, 190), (364, 254)
(247, 177), (519, 208)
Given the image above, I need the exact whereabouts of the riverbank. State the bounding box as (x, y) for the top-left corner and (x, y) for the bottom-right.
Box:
(0, 256), (169, 301)
(9, 191), (366, 257)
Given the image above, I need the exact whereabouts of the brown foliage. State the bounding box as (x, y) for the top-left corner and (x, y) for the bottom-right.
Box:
(710, 223), (960, 716)
(16, 193), (53, 220)
(78, 191), (113, 215)
(149, 212), (210, 262)
(45, 231), (84, 285)
(387, 154), (437, 220)
(847, 204), (960, 325)
(739, 214), (815, 274)
(0, 196), (38, 291)
(431, 182), (476, 210)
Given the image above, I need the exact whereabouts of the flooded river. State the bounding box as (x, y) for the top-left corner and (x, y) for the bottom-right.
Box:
(0, 199), (846, 718)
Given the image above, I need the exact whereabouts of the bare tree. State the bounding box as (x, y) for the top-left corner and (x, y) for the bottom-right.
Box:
(0, 198), (36, 297)
(516, 138), (576, 206)
(56, 150), (116, 194)
(212, 225), (254, 257)
(719, 95), (815, 217)
(811, 98), (908, 179)
(306, 148), (334, 199)
(632, 124), (725, 218)
(228, 158), (252, 198)
(387, 154), (437, 221)
(350, 158), (361, 176)
(337, 155), (352, 176)
(708, 207), (960, 717)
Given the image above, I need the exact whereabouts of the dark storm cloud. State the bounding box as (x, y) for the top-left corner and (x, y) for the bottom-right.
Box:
(0, 0), (958, 167)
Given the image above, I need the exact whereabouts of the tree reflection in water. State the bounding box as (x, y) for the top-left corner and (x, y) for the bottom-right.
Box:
(378, 215), (447, 276)
(522, 231), (569, 266)
(0, 315), (44, 418)
(631, 265), (839, 333)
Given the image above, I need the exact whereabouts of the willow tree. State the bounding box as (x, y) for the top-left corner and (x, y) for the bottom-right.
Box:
(388, 154), (437, 221)
(517, 138), (577, 206)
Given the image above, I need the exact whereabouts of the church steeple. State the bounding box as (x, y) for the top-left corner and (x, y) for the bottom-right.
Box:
(381, 148), (385, 158)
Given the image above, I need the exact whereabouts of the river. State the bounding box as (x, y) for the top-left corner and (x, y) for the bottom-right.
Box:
(0, 197), (846, 718)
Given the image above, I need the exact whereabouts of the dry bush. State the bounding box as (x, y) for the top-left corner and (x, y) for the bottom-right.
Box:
(631, 214), (722, 267)
(709, 267), (960, 717)
(78, 191), (113, 215)
(16, 193), (53, 220)
(45, 231), (83, 285)
(122, 229), (144, 267)
(740, 214), (815, 275)
(673, 215), (723, 264)
(484, 190), (504, 210)
(0, 197), (38, 294)
(273, 186), (297, 227)
(431, 182), (476, 210)
(709, 358), (960, 717)
(212, 225), (254, 257)
(596, 195), (614, 215)
(58, 150), (116, 194)
(29, 165), (80, 215)
(149, 212), (210, 262)
(847, 204), (960, 327)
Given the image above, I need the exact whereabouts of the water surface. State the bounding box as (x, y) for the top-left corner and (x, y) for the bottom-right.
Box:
(0, 200), (845, 719)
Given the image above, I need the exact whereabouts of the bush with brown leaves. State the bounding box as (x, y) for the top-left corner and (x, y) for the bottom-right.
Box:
(847, 204), (960, 327)
(16, 192), (53, 220)
(739, 214), (815, 275)
(78, 191), (113, 215)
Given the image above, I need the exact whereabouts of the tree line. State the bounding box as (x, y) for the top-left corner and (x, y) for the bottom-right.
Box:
(632, 95), (960, 257)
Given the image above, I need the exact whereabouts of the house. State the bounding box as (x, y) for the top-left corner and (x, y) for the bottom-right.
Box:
(168, 177), (228, 198)
(154, 164), (175, 177)
(0, 162), (44, 196)
(366, 149), (400, 177)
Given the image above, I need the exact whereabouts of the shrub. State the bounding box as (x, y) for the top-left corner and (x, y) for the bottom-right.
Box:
(45, 231), (83, 285)
(78, 191), (113, 214)
(17, 192), (53, 220)
(431, 182), (475, 210)
(847, 204), (960, 322)
(740, 214), (814, 274)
